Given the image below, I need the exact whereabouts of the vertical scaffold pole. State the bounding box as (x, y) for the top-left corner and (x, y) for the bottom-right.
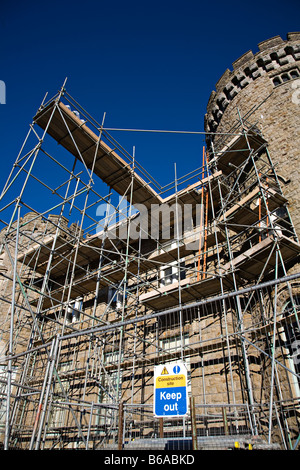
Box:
(190, 397), (198, 450)
(118, 402), (124, 450)
(4, 205), (20, 450)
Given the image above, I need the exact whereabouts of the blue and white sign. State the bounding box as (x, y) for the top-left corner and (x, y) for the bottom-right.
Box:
(153, 361), (188, 417)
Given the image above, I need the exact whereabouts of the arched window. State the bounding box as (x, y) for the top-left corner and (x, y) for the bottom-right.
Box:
(272, 69), (300, 87)
(281, 74), (289, 82)
(273, 77), (281, 87)
(290, 70), (299, 80)
(283, 296), (300, 390)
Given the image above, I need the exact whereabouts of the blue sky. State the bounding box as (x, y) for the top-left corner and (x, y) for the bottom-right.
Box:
(0, 0), (299, 223)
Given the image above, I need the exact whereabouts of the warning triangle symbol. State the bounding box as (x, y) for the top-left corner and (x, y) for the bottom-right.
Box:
(161, 367), (169, 375)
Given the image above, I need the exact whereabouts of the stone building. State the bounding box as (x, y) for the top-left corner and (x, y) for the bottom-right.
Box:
(0, 33), (299, 450)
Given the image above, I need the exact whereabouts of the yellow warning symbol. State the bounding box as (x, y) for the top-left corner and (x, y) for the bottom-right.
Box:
(161, 367), (169, 375)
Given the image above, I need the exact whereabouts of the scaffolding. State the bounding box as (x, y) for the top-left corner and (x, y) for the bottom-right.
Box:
(0, 83), (300, 450)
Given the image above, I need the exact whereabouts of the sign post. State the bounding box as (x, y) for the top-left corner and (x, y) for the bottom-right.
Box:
(154, 361), (188, 418)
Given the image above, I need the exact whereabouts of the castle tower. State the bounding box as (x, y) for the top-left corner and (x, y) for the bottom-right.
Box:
(205, 32), (300, 237)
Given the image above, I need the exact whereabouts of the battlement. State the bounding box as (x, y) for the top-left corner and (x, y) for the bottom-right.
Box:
(205, 33), (300, 135)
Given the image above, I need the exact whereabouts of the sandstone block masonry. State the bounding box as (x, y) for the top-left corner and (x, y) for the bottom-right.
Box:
(205, 32), (300, 238)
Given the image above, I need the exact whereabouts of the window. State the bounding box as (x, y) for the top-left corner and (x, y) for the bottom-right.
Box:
(281, 74), (289, 82)
(48, 361), (72, 429)
(160, 260), (185, 287)
(158, 334), (192, 395)
(273, 77), (281, 87)
(66, 298), (82, 323)
(97, 349), (123, 425)
(162, 266), (174, 286)
(0, 365), (16, 433)
(102, 350), (123, 403)
(159, 333), (188, 354)
(108, 286), (125, 310)
(290, 70), (299, 80)
(282, 297), (300, 395)
(272, 68), (300, 87)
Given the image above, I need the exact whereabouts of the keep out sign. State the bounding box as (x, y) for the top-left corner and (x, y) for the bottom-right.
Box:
(153, 362), (188, 417)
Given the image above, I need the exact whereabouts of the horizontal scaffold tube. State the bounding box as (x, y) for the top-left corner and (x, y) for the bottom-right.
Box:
(60, 271), (300, 341)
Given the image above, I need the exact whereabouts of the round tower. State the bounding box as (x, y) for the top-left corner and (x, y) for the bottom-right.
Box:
(205, 32), (300, 236)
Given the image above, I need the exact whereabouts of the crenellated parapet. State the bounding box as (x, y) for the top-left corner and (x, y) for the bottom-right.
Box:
(205, 32), (300, 135)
